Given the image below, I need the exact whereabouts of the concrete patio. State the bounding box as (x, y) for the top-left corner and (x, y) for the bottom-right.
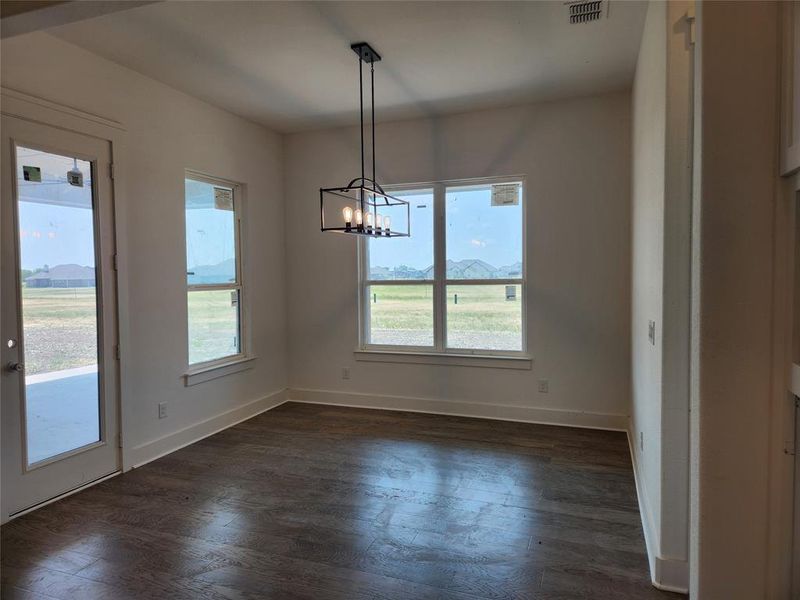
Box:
(25, 365), (99, 464)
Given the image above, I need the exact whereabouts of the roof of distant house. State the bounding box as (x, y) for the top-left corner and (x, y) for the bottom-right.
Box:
(26, 264), (95, 281)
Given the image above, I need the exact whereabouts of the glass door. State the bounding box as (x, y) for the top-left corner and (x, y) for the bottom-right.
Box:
(1, 115), (119, 521)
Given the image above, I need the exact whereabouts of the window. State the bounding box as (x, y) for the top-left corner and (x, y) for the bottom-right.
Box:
(360, 178), (525, 355)
(185, 174), (244, 367)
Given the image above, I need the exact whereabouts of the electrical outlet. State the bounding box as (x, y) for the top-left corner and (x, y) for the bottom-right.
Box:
(538, 379), (549, 393)
(648, 320), (656, 345)
(640, 431), (644, 452)
(158, 402), (168, 419)
(341, 367), (350, 380)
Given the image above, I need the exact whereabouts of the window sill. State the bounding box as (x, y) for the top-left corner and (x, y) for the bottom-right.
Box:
(184, 356), (257, 387)
(353, 350), (532, 370)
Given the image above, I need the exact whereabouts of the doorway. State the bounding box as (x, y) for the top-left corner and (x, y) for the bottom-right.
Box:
(793, 186), (800, 598)
(1, 115), (120, 521)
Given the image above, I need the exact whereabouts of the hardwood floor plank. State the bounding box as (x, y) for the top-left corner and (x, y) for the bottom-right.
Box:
(0, 585), (60, 600)
(2, 402), (682, 599)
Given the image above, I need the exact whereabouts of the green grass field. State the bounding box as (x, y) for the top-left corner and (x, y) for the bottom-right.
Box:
(369, 284), (522, 350)
(21, 287), (98, 375)
(187, 289), (239, 365)
(19, 284), (521, 375)
(20, 287), (240, 374)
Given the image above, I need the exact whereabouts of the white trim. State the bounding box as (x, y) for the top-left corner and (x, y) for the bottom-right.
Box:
(5, 470), (120, 523)
(0, 87), (135, 476)
(780, 1), (800, 176)
(0, 1), (156, 40)
(288, 388), (627, 431)
(0, 88), (124, 132)
(654, 557), (690, 594)
(354, 349), (532, 370)
(792, 363), (800, 398)
(627, 424), (690, 594)
(184, 355), (258, 386)
(627, 424), (658, 585)
(362, 278), (434, 286)
(434, 182), (446, 351)
(184, 171), (249, 369)
(358, 175), (526, 355)
(442, 278), (524, 286)
(129, 388), (288, 468)
(1, 94), (127, 515)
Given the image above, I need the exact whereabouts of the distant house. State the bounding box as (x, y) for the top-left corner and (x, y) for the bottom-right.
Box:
(497, 262), (523, 278)
(187, 257), (236, 284)
(422, 259), (500, 280)
(369, 264), (428, 280)
(25, 264), (95, 288)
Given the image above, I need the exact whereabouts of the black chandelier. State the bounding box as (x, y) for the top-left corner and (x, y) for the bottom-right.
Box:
(319, 42), (410, 238)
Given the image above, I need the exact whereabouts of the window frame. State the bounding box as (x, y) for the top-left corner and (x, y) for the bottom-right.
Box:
(184, 170), (249, 372)
(358, 175), (527, 357)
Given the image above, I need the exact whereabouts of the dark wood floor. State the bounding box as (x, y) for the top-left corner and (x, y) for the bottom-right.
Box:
(2, 402), (682, 600)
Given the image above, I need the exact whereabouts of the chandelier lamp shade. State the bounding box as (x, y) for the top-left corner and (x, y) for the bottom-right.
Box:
(319, 42), (410, 238)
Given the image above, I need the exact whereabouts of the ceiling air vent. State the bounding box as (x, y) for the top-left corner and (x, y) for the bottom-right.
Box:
(567, 0), (605, 24)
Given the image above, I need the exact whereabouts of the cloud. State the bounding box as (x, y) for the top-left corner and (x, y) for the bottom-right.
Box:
(470, 239), (487, 248)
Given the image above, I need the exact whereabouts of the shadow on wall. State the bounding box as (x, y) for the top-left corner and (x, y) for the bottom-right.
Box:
(308, 1), (444, 179)
(309, 2), (546, 183)
(122, 8), (317, 119)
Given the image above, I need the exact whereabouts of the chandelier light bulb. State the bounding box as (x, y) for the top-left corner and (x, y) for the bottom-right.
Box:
(343, 206), (353, 230)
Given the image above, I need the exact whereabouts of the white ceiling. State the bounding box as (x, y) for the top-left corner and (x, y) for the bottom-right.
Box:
(49, 0), (647, 132)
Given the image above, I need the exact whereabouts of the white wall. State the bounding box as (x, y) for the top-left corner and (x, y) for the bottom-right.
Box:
(630, 1), (692, 591)
(0, 33), (288, 466)
(284, 93), (631, 426)
(630, 0), (666, 572)
(659, 0), (692, 585)
(691, 2), (780, 598)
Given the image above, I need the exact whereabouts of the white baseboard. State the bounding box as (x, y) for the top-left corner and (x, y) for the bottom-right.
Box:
(627, 425), (689, 595)
(287, 388), (628, 431)
(654, 556), (689, 594)
(128, 388), (288, 468)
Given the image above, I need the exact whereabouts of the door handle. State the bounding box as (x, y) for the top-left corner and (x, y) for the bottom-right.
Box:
(6, 362), (23, 373)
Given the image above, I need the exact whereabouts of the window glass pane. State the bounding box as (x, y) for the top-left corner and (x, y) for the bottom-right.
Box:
(16, 146), (100, 464)
(368, 189), (433, 280)
(367, 284), (433, 347)
(188, 289), (240, 364)
(446, 285), (522, 351)
(445, 183), (522, 280)
(185, 178), (236, 285)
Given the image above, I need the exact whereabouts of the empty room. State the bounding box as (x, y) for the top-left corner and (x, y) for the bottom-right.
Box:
(0, 1), (798, 598)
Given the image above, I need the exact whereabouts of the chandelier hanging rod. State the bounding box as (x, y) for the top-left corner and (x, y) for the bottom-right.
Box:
(352, 41), (381, 191)
(319, 41), (410, 238)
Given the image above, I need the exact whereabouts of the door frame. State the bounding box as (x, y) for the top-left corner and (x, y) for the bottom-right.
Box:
(10, 135), (112, 472)
(768, 167), (800, 597)
(788, 170), (800, 597)
(0, 88), (133, 518)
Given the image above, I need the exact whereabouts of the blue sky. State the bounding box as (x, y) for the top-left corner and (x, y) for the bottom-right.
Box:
(18, 157), (520, 278)
(17, 147), (94, 269)
(185, 186), (235, 268)
(16, 147), (96, 271)
(369, 186), (523, 271)
(16, 169), (236, 275)
(18, 201), (96, 270)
